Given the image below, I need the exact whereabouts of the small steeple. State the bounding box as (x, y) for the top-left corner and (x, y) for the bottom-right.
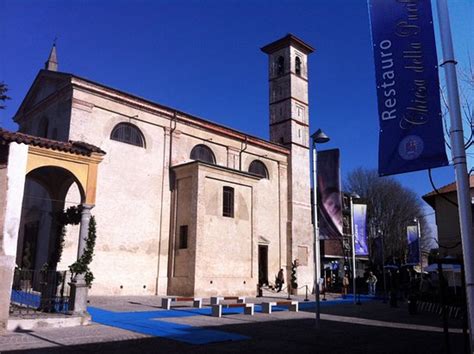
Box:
(44, 42), (58, 71)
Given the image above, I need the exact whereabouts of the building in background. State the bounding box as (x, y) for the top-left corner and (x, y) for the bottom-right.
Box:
(422, 176), (474, 258)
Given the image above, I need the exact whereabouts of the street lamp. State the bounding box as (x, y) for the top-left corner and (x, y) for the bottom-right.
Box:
(349, 192), (360, 304)
(414, 217), (423, 273)
(311, 128), (330, 328)
(378, 228), (387, 303)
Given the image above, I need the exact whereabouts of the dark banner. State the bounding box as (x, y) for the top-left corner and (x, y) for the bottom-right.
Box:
(406, 225), (420, 264)
(317, 149), (342, 239)
(353, 204), (369, 256)
(373, 235), (384, 265)
(368, 0), (448, 176)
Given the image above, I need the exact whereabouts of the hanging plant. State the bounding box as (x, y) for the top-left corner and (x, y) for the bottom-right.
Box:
(49, 205), (82, 270)
(69, 216), (97, 286)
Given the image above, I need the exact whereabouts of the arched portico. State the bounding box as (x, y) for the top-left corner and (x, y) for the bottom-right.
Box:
(0, 130), (105, 328)
(26, 145), (102, 205)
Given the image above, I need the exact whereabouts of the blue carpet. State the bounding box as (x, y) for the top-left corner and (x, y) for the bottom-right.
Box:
(88, 297), (375, 345)
(11, 290), (41, 308)
(11, 290), (70, 312)
(88, 307), (249, 344)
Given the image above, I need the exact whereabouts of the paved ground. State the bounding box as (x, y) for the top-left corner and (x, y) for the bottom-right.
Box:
(0, 292), (468, 354)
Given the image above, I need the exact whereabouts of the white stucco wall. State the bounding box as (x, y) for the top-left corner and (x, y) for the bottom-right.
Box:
(2, 143), (28, 257)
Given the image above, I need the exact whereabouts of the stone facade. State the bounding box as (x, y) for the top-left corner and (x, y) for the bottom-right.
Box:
(11, 34), (316, 297)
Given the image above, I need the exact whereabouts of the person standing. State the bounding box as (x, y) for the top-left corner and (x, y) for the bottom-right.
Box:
(276, 269), (285, 292)
(342, 273), (350, 298)
(367, 271), (378, 296)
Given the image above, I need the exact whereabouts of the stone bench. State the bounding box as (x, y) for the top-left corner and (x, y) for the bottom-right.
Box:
(161, 297), (202, 310)
(210, 296), (246, 305)
(211, 303), (254, 317)
(262, 300), (299, 314)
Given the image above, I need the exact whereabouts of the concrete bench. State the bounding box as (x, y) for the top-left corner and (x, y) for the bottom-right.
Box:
(210, 296), (246, 305)
(161, 297), (202, 310)
(211, 303), (254, 317)
(262, 300), (299, 314)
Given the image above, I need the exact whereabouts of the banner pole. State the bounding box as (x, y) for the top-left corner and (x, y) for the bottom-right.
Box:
(311, 143), (321, 328)
(416, 219), (423, 273)
(350, 196), (357, 304)
(436, 0), (474, 350)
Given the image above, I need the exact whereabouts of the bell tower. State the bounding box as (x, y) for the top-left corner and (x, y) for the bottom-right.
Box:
(261, 34), (313, 148)
(261, 34), (315, 293)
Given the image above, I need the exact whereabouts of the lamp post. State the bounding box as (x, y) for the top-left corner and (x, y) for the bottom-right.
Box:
(350, 192), (360, 304)
(311, 128), (330, 328)
(414, 218), (423, 273)
(378, 228), (387, 303)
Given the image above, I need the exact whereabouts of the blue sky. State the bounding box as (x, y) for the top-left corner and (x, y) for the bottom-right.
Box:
(0, 0), (472, 204)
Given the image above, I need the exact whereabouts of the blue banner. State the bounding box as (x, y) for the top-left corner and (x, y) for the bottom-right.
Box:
(368, 0), (448, 176)
(353, 204), (369, 256)
(406, 225), (420, 264)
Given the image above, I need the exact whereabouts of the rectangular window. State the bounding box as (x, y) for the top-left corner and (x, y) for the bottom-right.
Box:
(223, 186), (234, 218)
(179, 225), (188, 249)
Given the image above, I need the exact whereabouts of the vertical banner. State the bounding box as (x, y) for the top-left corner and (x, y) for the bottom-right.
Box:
(353, 204), (369, 256)
(406, 225), (420, 264)
(368, 0), (448, 176)
(317, 149), (342, 239)
(373, 235), (384, 265)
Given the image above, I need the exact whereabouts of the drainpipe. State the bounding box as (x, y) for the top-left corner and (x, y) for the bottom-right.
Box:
(239, 136), (248, 171)
(155, 112), (178, 295)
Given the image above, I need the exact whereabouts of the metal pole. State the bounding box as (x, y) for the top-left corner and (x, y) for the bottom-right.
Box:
(416, 219), (423, 273)
(436, 0), (474, 350)
(311, 143), (321, 328)
(381, 231), (387, 303)
(350, 196), (357, 303)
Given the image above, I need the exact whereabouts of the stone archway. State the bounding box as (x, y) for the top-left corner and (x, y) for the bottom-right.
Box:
(0, 132), (105, 329)
(17, 166), (86, 274)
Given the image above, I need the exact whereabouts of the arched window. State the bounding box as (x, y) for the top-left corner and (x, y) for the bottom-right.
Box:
(38, 117), (49, 138)
(277, 56), (284, 75)
(110, 123), (145, 147)
(295, 56), (302, 76)
(248, 160), (269, 179)
(190, 144), (216, 164)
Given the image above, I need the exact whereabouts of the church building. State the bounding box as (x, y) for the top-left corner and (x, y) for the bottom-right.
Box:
(0, 34), (316, 306)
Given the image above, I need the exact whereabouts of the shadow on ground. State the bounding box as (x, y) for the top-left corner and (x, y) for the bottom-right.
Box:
(6, 316), (465, 354)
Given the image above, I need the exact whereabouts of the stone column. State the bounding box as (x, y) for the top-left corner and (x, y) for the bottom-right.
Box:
(70, 204), (94, 315)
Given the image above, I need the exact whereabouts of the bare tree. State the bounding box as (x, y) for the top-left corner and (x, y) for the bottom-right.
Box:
(345, 167), (431, 266)
(0, 82), (10, 109)
(440, 58), (473, 154)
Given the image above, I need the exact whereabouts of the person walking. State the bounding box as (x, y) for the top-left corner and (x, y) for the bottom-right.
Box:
(342, 273), (350, 298)
(276, 269), (285, 292)
(367, 271), (378, 296)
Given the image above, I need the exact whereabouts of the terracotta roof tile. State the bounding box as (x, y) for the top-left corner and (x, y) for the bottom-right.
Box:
(0, 128), (105, 156)
(422, 175), (474, 207)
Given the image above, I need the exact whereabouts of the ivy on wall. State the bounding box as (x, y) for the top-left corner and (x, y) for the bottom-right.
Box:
(291, 260), (298, 289)
(69, 216), (97, 286)
(49, 205), (82, 269)
(47, 204), (97, 286)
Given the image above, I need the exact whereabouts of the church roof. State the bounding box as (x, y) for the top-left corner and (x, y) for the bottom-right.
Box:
(261, 33), (315, 54)
(0, 128), (106, 156)
(14, 70), (290, 155)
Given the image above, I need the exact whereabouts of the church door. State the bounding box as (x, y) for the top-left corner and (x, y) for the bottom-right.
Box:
(258, 245), (268, 285)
